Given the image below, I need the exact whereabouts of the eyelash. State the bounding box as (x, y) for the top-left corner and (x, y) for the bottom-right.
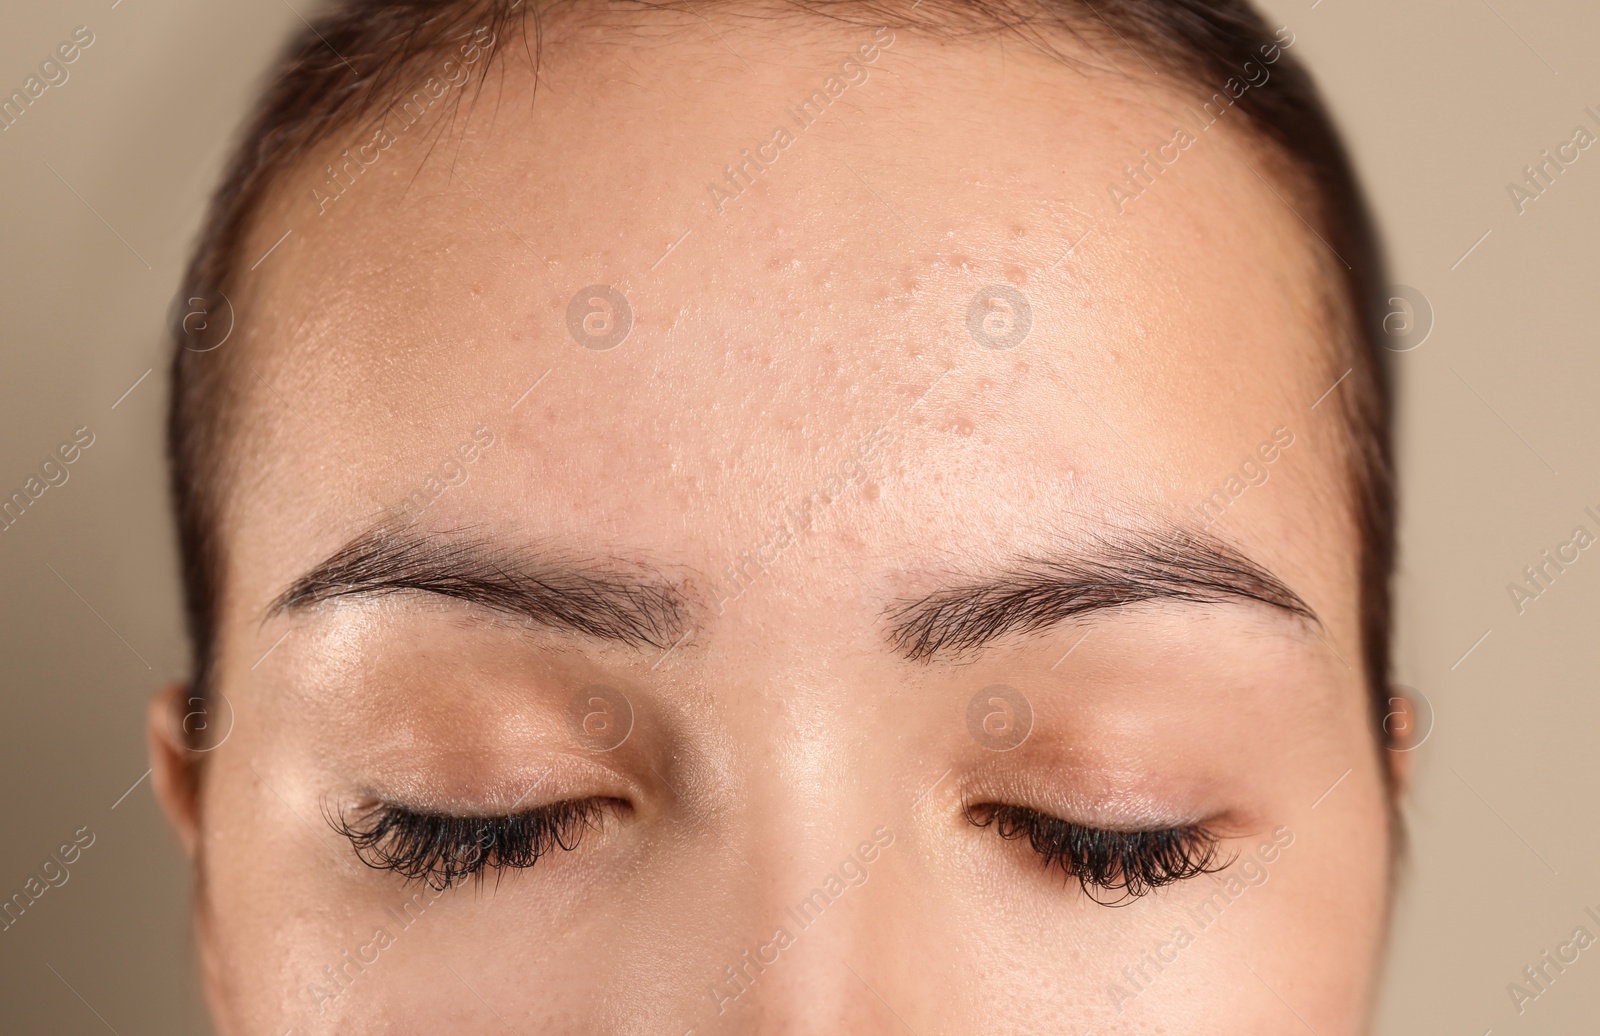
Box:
(331, 798), (613, 890)
(965, 803), (1228, 905)
(331, 797), (1221, 899)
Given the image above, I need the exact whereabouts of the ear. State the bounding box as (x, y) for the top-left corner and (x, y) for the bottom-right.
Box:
(149, 686), (234, 1027)
(1381, 686), (1423, 796)
(147, 683), (201, 859)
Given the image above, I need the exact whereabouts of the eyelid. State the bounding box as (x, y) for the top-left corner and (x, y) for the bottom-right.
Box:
(330, 796), (622, 889)
(955, 764), (1223, 833)
(342, 750), (646, 820)
(967, 801), (1230, 904)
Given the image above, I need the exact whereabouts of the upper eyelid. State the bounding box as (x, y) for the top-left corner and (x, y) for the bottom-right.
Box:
(340, 756), (644, 817)
(343, 797), (618, 827)
(962, 799), (1208, 834)
(957, 783), (1215, 833)
(331, 797), (612, 888)
(970, 803), (1230, 902)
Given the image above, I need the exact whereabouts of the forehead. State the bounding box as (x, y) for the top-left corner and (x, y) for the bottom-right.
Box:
(222, 24), (1347, 628)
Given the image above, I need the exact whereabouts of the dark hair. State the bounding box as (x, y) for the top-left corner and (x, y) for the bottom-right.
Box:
(169, 0), (1394, 776)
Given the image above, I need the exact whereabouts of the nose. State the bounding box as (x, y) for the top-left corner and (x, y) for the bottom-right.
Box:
(695, 813), (918, 1035)
(680, 690), (931, 1034)
(666, 578), (950, 1035)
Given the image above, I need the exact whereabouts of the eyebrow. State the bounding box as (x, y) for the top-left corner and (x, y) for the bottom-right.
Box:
(268, 526), (688, 650)
(885, 527), (1319, 662)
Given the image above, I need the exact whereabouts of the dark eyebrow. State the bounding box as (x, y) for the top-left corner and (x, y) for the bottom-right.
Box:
(885, 527), (1319, 662)
(268, 526), (688, 650)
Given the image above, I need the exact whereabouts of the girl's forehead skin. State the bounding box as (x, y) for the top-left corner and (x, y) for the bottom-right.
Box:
(225, 27), (1353, 655)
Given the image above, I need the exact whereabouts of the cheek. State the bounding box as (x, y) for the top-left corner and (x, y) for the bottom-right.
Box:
(905, 827), (1384, 1032)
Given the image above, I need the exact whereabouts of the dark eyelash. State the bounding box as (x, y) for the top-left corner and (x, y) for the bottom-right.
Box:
(330, 798), (610, 890)
(967, 803), (1229, 905)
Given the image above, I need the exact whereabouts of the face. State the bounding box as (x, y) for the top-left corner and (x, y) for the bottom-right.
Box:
(151, 18), (1393, 1036)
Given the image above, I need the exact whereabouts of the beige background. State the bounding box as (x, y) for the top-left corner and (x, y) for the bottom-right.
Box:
(2, 0), (1597, 1032)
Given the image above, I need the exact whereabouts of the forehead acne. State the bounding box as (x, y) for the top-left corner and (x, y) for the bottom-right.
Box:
(247, 23), (1327, 453)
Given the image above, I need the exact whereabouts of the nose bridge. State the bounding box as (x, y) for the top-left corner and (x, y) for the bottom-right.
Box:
(705, 818), (908, 1034)
(703, 683), (911, 1031)
(691, 571), (920, 1032)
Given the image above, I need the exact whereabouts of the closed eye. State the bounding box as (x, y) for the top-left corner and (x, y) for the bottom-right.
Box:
(965, 802), (1229, 905)
(330, 797), (623, 890)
